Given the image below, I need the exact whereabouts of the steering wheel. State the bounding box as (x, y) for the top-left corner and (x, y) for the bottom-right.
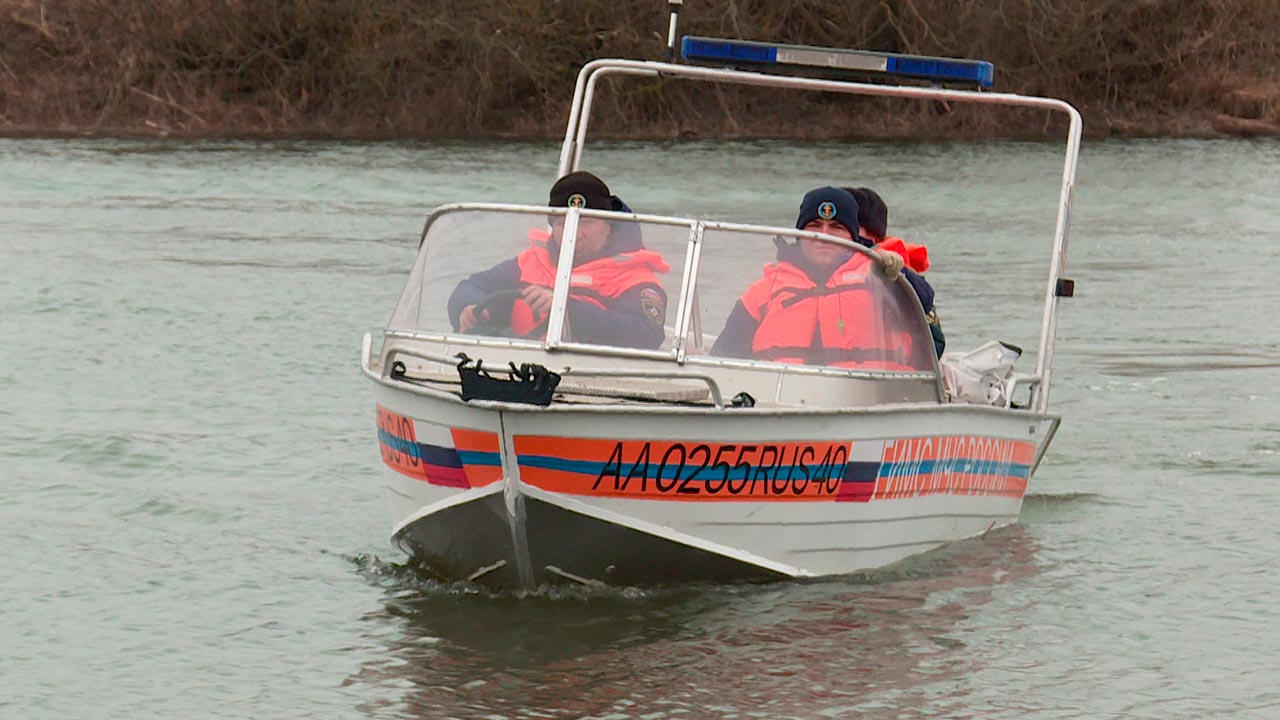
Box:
(465, 288), (526, 337)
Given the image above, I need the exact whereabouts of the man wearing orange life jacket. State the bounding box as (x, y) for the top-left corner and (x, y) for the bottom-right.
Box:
(846, 186), (944, 355)
(447, 172), (669, 349)
(711, 186), (938, 368)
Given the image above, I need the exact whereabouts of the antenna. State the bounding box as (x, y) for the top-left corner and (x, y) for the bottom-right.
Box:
(665, 0), (683, 61)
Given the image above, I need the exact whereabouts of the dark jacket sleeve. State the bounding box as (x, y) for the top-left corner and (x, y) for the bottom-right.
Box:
(567, 284), (667, 349)
(902, 269), (935, 314)
(710, 301), (760, 359)
(447, 258), (521, 330)
(899, 269), (944, 357)
(929, 321), (946, 358)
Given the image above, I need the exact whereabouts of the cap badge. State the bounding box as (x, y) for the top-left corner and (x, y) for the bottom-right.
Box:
(567, 193), (587, 209)
(818, 201), (837, 220)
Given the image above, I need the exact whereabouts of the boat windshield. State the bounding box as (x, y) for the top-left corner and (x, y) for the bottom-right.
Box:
(695, 225), (936, 373)
(391, 205), (935, 373)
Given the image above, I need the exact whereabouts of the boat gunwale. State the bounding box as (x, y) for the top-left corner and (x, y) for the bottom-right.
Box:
(373, 377), (1056, 420)
(367, 329), (948, 414)
(365, 346), (1058, 426)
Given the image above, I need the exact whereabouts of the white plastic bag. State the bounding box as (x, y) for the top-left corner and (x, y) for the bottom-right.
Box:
(940, 341), (1022, 406)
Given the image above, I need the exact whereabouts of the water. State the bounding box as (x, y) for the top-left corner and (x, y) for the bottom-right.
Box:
(3, 136), (1279, 719)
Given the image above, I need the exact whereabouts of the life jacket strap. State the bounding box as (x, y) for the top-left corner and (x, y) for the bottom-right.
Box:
(774, 282), (868, 309)
(754, 345), (901, 365)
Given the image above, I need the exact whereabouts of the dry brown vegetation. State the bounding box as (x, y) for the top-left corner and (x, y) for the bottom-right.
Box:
(2, 0), (1278, 139)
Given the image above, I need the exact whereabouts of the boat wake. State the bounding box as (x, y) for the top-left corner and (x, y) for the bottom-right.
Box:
(1094, 348), (1280, 377)
(348, 521), (1043, 602)
(349, 552), (673, 601)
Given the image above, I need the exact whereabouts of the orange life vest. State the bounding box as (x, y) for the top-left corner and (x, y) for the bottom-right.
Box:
(875, 236), (930, 273)
(510, 228), (670, 337)
(739, 253), (916, 370)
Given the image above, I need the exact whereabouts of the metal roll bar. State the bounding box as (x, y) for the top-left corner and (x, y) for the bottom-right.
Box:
(555, 58), (1082, 415)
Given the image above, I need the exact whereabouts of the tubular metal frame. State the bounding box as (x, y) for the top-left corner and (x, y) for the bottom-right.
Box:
(554, 59), (1081, 415)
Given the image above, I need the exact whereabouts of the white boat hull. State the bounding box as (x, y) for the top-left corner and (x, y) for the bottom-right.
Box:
(375, 384), (1056, 589)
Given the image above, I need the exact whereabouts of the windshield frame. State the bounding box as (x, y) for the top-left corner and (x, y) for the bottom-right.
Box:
(405, 202), (942, 385)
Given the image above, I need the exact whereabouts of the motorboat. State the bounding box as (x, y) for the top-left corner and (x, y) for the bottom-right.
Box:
(361, 32), (1080, 589)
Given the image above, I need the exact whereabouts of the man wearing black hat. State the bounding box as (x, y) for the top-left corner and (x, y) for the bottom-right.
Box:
(711, 186), (939, 367)
(447, 171), (669, 348)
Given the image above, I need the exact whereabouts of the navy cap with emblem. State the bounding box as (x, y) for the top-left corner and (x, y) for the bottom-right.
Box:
(548, 171), (613, 211)
(796, 186), (860, 239)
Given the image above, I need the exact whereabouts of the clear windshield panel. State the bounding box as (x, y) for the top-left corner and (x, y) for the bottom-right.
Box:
(556, 216), (689, 352)
(693, 227), (936, 372)
(389, 208), (536, 336)
(389, 207), (687, 353)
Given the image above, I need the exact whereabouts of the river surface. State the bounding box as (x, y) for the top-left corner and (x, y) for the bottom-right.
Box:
(3, 136), (1279, 719)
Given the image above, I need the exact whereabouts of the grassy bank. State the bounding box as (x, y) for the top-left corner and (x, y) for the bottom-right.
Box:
(2, 0), (1278, 139)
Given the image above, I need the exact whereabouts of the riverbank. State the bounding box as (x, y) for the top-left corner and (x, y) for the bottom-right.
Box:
(3, 1), (1278, 140)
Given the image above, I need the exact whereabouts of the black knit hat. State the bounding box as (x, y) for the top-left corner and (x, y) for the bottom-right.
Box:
(796, 186), (860, 239)
(548, 171), (612, 211)
(845, 187), (888, 239)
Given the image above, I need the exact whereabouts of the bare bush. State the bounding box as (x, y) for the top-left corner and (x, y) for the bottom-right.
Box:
(1, 0), (1276, 137)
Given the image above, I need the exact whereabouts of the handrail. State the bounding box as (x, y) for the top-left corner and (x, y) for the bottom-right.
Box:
(368, 334), (728, 409)
(380, 327), (938, 384)
(558, 367), (725, 409)
(381, 346), (461, 375)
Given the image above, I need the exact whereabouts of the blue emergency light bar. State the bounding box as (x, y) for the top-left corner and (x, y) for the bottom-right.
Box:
(680, 36), (994, 88)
